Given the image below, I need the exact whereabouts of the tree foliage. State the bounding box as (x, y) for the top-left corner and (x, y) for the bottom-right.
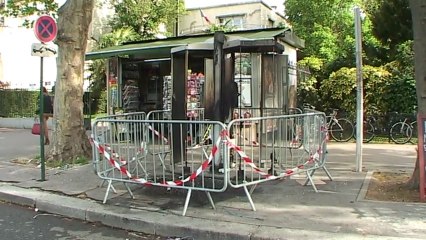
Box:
(320, 65), (391, 117)
(382, 40), (416, 114)
(108, 0), (185, 38)
(366, 0), (412, 48)
(296, 56), (323, 105)
(285, 0), (415, 117)
(1, 0), (58, 27)
(285, 0), (357, 60)
(205, 19), (236, 33)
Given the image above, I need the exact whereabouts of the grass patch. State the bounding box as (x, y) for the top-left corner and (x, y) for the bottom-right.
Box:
(45, 156), (90, 169)
(73, 156), (89, 165)
(333, 135), (417, 145)
(92, 113), (108, 119)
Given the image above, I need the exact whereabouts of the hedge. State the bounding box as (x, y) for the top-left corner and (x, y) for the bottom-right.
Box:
(0, 89), (103, 118)
(0, 89), (39, 118)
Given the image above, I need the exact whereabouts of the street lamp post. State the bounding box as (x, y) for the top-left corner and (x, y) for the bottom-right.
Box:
(354, 7), (364, 173)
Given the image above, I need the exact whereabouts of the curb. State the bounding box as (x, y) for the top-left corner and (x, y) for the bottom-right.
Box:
(355, 171), (426, 206)
(356, 171), (374, 202)
(0, 184), (251, 240)
(0, 184), (422, 240)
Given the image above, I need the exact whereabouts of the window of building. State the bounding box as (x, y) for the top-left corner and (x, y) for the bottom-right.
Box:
(234, 53), (252, 107)
(218, 15), (245, 30)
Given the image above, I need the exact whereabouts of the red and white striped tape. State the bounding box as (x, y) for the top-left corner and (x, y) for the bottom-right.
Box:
(90, 130), (224, 187)
(147, 125), (168, 144)
(224, 135), (318, 180)
(223, 125), (327, 180)
(91, 136), (132, 178)
(90, 121), (327, 185)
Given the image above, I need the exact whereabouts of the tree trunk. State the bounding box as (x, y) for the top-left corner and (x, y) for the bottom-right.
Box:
(409, 0), (426, 188)
(406, 147), (420, 189)
(50, 1), (95, 163)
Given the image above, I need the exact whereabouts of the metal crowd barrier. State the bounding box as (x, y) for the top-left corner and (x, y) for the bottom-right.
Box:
(90, 109), (332, 215)
(226, 111), (332, 211)
(94, 111), (147, 142)
(91, 115), (228, 216)
(146, 108), (206, 146)
(91, 111), (147, 197)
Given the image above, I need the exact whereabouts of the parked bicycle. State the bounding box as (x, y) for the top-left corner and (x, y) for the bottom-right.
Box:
(302, 104), (354, 142)
(353, 116), (377, 143)
(390, 117), (417, 144)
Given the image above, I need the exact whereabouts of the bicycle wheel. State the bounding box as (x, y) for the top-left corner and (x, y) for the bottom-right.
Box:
(330, 118), (354, 142)
(354, 121), (375, 143)
(390, 122), (412, 144)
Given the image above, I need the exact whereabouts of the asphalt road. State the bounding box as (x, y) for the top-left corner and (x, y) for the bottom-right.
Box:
(0, 128), (40, 163)
(0, 201), (167, 240)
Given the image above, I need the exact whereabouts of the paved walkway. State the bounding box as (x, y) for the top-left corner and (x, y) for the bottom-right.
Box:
(0, 128), (424, 240)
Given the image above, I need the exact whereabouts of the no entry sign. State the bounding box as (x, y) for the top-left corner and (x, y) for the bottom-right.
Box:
(34, 15), (57, 43)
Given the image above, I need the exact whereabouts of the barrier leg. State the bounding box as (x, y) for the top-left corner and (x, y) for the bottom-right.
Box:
(206, 192), (216, 210)
(100, 171), (117, 193)
(304, 169), (315, 186)
(243, 185), (256, 211)
(249, 184), (258, 195)
(182, 189), (192, 216)
(305, 169), (318, 192)
(135, 160), (148, 176)
(103, 179), (113, 204)
(322, 166), (333, 181)
(123, 183), (135, 199)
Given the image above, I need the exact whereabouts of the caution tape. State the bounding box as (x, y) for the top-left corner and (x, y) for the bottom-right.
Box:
(147, 124), (169, 144)
(223, 125), (328, 179)
(89, 138), (128, 165)
(91, 136), (132, 178)
(90, 130), (224, 187)
(224, 135), (316, 180)
(90, 122), (327, 185)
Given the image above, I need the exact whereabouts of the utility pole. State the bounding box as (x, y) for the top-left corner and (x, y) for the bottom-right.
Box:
(354, 7), (364, 173)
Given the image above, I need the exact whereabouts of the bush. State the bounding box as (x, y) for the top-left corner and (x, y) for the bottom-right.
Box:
(0, 89), (106, 118)
(0, 89), (39, 117)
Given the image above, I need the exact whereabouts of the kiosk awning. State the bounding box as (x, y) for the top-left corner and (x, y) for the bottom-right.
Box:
(85, 28), (302, 60)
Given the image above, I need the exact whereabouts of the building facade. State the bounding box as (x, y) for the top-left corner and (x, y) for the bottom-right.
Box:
(179, 0), (289, 36)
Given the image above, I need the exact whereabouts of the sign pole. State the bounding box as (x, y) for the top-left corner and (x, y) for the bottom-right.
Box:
(32, 15), (57, 181)
(39, 56), (46, 181)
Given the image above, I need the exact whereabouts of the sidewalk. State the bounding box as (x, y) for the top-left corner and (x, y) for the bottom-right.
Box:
(0, 128), (425, 239)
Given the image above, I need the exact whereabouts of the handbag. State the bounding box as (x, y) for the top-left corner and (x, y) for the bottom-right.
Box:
(31, 118), (41, 135)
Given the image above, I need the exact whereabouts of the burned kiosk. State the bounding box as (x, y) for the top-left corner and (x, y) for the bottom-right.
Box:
(87, 29), (333, 215)
(86, 27), (305, 167)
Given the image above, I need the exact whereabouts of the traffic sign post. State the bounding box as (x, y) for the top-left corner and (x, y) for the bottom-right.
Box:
(32, 15), (57, 182)
(31, 43), (58, 57)
(34, 15), (58, 43)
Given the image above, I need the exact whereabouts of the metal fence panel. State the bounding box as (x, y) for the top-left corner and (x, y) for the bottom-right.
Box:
(91, 116), (227, 215)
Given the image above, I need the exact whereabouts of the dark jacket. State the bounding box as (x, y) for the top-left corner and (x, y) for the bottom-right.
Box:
(36, 94), (53, 114)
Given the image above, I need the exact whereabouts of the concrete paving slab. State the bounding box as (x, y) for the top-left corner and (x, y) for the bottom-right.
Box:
(15, 164), (100, 195)
(0, 127), (425, 239)
(0, 164), (51, 182)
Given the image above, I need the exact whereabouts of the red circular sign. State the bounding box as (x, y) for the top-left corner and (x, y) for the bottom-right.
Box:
(34, 15), (57, 43)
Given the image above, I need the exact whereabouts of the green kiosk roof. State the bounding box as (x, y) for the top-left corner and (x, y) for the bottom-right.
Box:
(85, 28), (303, 60)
